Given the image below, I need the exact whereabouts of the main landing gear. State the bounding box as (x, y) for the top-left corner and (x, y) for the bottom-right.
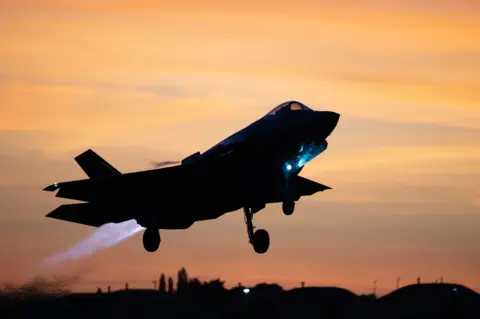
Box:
(244, 207), (270, 254)
(143, 228), (161, 252)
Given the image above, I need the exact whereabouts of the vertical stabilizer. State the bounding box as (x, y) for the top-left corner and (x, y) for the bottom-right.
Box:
(74, 149), (121, 178)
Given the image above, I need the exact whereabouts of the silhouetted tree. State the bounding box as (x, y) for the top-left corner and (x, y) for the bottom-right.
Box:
(204, 279), (226, 295)
(168, 276), (175, 294)
(205, 278), (225, 290)
(189, 278), (202, 286)
(159, 273), (166, 292)
(177, 267), (189, 293)
(187, 278), (202, 293)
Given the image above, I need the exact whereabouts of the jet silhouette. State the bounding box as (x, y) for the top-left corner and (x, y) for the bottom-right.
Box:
(44, 101), (340, 254)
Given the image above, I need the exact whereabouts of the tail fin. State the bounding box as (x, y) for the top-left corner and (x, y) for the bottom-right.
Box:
(74, 149), (121, 179)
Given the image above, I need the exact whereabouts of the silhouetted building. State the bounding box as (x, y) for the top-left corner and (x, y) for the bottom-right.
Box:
(1, 271), (480, 319)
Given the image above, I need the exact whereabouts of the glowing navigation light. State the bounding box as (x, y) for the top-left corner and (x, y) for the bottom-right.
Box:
(54, 183), (58, 187)
(286, 164), (292, 171)
(243, 288), (250, 294)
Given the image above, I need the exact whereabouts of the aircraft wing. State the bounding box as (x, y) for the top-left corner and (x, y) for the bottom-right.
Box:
(263, 175), (330, 204)
(295, 176), (331, 197)
(46, 203), (129, 227)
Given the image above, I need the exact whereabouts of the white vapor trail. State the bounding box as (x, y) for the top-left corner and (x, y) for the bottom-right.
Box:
(40, 219), (145, 267)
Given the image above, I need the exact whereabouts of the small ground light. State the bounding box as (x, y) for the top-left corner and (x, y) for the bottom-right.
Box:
(243, 288), (250, 294)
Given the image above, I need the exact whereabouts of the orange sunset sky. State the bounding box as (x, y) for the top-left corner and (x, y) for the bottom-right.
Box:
(0, 0), (479, 294)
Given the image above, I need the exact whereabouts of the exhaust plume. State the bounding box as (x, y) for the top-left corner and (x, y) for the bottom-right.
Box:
(40, 219), (145, 267)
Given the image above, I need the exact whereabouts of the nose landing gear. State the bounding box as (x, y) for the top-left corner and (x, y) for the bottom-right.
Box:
(283, 164), (296, 216)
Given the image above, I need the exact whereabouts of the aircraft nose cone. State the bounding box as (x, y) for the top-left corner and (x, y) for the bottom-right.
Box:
(322, 111), (340, 135)
(329, 111), (340, 128)
(306, 111), (341, 140)
(328, 111), (340, 122)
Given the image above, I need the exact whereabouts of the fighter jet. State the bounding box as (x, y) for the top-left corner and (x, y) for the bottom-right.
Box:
(44, 101), (340, 254)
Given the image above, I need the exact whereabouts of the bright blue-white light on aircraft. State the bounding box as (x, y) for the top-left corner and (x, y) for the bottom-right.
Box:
(54, 183), (58, 187)
(286, 164), (292, 171)
(297, 144), (328, 168)
(243, 288), (250, 294)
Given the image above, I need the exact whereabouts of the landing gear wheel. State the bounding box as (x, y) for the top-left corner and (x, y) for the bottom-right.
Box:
(243, 207), (270, 254)
(283, 201), (295, 216)
(143, 228), (160, 252)
(253, 229), (270, 254)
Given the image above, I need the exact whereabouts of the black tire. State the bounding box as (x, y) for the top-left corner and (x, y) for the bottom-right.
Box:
(283, 201), (295, 216)
(143, 228), (160, 252)
(253, 229), (270, 254)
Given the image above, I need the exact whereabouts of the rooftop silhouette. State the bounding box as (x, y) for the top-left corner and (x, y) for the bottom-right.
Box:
(2, 267), (479, 319)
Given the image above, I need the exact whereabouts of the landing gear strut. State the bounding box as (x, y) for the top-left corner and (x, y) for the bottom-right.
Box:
(244, 207), (270, 254)
(283, 167), (296, 216)
(143, 228), (161, 252)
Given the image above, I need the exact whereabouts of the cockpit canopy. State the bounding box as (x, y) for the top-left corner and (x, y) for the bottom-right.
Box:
(264, 101), (313, 118)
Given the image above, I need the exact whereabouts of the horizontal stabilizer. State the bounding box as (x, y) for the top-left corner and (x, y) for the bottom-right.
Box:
(75, 149), (121, 179)
(43, 178), (93, 201)
(46, 203), (127, 227)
